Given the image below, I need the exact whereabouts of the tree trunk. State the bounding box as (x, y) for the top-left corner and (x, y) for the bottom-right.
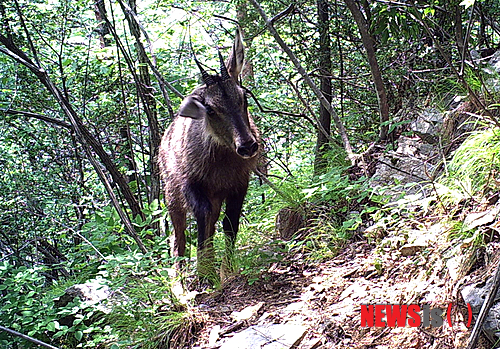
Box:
(344, 0), (389, 141)
(93, 0), (111, 48)
(314, 0), (332, 174)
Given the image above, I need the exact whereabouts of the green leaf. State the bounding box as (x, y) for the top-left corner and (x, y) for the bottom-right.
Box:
(364, 206), (379, 214)
(134, 214), (143, 225)
(22, 317), (34, 324)
(83, 326), (96, 333)
(46, 321), (56, 332)
(150, 199), (159, 211)
(74, 331), (83, 341)
(53, 330), (65, 339)
(95, 214), (104, 224)
(423, 7), (435, 16)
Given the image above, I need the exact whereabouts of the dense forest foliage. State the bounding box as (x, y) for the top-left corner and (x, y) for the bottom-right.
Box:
(1, 0), (500, 347)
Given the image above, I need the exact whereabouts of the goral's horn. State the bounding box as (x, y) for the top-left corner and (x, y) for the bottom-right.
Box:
(194, 56), (215, 86)
(218, 51), (231, 81)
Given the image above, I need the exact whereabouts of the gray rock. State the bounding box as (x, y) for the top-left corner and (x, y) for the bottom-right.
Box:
(370, 107), (449, 198)
(371, 136), (439, 197)
(410, 108), (443, 136)
(219, 323), (307, 349)
(482, 51), (500, 91)
(488, 50), (500, 74)
(461, 277), (500, 338)
(485, 77), (500, 93)
(54, 279), (114, 314)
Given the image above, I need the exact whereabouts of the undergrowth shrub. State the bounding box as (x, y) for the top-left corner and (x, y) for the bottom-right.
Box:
(0, 262), (114, 348)
(96, 248), (186, 349)
(440, 127), (500, 202)
(232, 152), (388, 278)
(291, 167), (387, 260)
(0, 200), (187, 349)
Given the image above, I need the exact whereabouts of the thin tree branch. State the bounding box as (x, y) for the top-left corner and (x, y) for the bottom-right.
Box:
(1, 109), (72, 129)
(254, 169), (296, 206)
(459, 3), (476, 77)
(243, 87), (307, 118)
(104, 0), (183, 104)
(0, 44), (39, 71)
(286, 76), (341, 146)
(119, 0), (161, 214)
(213, 14), (239, 25)
(269, 3), (295, 25)
(0, 325), (60, 349)
(50, 217), (108, 262)
(13, 0), (41, 66)
(0, 237), (44, 262)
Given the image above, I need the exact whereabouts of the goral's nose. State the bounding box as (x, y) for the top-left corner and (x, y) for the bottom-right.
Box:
(236, 140), (258, 158)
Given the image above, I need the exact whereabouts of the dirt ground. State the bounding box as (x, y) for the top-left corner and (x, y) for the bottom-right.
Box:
(179, 229), (496, 349)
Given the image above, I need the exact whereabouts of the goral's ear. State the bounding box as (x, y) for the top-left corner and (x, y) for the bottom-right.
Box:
(227, 27), (245, 81)
(178, 96), (206, 119)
